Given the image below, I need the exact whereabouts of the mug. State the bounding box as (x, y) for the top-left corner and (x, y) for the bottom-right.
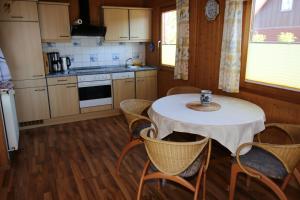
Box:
(200, 90), (212, 105)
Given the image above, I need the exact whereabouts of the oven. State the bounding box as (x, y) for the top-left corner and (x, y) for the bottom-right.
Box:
(78, 74), (112, 108)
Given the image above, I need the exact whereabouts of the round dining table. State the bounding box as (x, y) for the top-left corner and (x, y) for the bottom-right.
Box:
(148, 94), (266, 155)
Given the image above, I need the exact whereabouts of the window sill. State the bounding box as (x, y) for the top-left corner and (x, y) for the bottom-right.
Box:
(159, 65), (175, 71)
(240, 81), (300, 105)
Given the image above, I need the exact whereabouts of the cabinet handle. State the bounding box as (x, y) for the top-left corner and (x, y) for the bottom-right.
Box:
(131, 36), (139, 39)
(60, 35), (70, 38)
(125, 80), (133, 83)
(120, 36), (128, 39)
(57, 79), (68, 82)
(34, 89), (46, 92)
(66, 85), (76, 88)
(10, 16), (24, 19)
(32, 74), (44, 77)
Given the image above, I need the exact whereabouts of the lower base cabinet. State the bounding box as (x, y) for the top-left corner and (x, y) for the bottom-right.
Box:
(48, 83), (80, 118)
(136, 70), (157, 101)
(113, 78), (135, 109)
(15, 87), (50, 122)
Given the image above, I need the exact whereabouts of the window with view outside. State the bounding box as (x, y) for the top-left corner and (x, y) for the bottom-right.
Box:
(161, 10), (177, 66)
(245, 0), (300, 91)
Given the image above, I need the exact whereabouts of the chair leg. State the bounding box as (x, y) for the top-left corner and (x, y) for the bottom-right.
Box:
(281, 174), (292, 191)
(137, 160), (150, 200)
(257, 172), (288, 200)
(194, 165), (204, 200)
(229, 163), (240, 200)
(230, 163), (288, 200)
(202, 171), (207, 200)
(116, 139), (143, 175)
(293, 168), (300, 186)
(246, 176), (251, 189)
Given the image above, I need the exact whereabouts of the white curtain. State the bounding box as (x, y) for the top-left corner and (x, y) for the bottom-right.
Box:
(174, 0), (189, 80)
(218, 0), (244, 93)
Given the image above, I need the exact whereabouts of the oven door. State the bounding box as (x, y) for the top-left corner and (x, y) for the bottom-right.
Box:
(78, 80), (112, 108)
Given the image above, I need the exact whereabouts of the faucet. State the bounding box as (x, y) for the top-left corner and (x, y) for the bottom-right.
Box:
(125, 58), (133, 68)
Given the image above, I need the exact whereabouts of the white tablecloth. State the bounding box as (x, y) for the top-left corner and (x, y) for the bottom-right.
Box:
(148, 94), (266, 155)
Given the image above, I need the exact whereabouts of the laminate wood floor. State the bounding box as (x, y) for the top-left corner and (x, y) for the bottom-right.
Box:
(0, 116), (299, 200)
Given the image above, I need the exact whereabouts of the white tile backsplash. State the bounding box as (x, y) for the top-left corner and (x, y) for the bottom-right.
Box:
(42, 37), (146, 68)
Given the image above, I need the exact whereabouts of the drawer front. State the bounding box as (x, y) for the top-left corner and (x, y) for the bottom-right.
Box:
(135, 70), (157, 78)
(13, 79), (47, 89)
(0, 1), (38, 22)
(112, 72), (134, 80)
(47, 76), (77, 85)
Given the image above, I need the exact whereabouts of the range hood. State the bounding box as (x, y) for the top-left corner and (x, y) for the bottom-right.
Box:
(71, 0), (106, 37)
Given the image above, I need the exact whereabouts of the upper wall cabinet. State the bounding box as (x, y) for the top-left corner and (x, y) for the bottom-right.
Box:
(129, 9), (151, 41)
(0, 21), (45, 80)
(38, 2), (71, 42)
(0, 0), (38, 22)
(103, 6), (152, 42)
(103, 8), (129, 42)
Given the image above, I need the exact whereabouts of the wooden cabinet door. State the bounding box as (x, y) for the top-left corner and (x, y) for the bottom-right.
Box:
(104, 8), (129, 41)
(38, 2), (70, 42)
(136, 76), (157, 101)
(0, 0), (38, 22)
(129, 9), (151, 41)
(15, 87), (50, 122)
(0, 22), (45, 80)
(113, 78), (135, 109)
(48, 84), (80, 118)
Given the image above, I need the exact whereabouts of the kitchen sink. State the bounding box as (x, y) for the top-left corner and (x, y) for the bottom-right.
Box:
(126, 65), (141, 69)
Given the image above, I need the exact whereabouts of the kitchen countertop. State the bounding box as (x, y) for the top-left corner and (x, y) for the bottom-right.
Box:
(46, 65), (157, 78)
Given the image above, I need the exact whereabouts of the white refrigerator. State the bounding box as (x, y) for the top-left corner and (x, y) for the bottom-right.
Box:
(0, 48), (19, 151)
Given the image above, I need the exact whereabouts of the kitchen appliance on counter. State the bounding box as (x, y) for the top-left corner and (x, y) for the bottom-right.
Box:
(78, 74), (112, 108)
(60, 56), (71, 71)
(0, 48), (19, 152)
(47, 52), (61, 72)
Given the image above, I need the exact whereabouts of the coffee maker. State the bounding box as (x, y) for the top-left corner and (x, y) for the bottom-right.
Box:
(47, 52), (61, 72)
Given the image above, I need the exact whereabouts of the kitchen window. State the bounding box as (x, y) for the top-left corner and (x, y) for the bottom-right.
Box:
(241, 0), (300, 98)
(281, 0), (293, 11)
(161, 9), (177, 67)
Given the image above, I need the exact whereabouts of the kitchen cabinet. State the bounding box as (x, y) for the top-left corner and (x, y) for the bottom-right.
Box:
(113, 78), (135, 109)
(0, 0), (38, 22)
(0, 21), (45, 80)
(103, 8), (129, 42)
(136, 70), (157, 101)
(48, 77), (79, 118)
(14, 79), (50, 122)
(38, 2), (70, 42)
(129, 9), (151, 41)
(103, 6), (151, 42)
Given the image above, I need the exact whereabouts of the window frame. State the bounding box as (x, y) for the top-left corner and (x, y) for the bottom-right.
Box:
(159, 5), (177, 69)
(240, 0), (300, 104)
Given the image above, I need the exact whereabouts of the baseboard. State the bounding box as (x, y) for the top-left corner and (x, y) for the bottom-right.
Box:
(20, 109), (121, 130)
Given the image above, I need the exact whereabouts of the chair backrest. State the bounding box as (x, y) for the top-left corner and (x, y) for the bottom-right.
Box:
(166, 86), (201, 96)
(140, 128), (210, 176)
(120, 99), (152, 125)
(257, 143), (300, 174)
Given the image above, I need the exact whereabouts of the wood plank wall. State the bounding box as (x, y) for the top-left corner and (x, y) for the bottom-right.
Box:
(144, 0), (300, 124)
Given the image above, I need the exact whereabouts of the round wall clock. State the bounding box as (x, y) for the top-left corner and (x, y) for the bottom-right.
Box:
(205, 0), (220, 21)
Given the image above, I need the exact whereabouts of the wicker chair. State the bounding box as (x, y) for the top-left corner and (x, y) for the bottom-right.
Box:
(137, 127), (211, 200)
(229, 123), (300, 200)
(166, 86), (201, 96)
(116, 99), (156, 175)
